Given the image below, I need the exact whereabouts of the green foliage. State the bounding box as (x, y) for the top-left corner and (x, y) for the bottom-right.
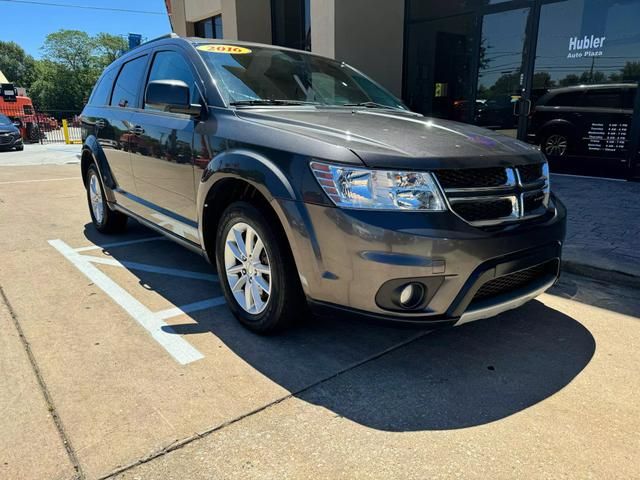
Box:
(27, 29), (128, 112)
(0, 41), (37, 89)
(94, 33), (128, 66)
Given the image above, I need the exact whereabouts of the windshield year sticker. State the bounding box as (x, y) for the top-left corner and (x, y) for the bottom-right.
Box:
(197, 45), (252, 54)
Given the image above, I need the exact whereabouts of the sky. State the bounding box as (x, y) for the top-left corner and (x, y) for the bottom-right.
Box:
(1, 0), (172, 57)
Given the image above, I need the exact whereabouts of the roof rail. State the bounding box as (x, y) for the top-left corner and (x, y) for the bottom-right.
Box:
(138, 33), (180, 47)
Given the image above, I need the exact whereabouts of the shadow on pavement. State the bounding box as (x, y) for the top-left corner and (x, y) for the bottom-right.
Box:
(82, 223), (596, 432)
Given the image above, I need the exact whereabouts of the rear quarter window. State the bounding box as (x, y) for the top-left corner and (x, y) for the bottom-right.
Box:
(89, 69), (117, 106)
(545, 91), (583, 107)
(622, 88), (637, 110)
(582, 89), (623, 109)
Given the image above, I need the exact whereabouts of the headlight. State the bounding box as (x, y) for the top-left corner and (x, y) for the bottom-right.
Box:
(310, 161), (446, 211)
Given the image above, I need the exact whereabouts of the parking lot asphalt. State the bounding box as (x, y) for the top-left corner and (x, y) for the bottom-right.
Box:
(1, 162), (639, 480)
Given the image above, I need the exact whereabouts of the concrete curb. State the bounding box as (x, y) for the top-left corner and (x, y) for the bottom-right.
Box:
(562, 260), (640, 289)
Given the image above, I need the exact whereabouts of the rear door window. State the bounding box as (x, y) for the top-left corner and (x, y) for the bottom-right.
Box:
(89, 68), (117, 106)
(582, 89), (623, 109)
(110, 55), (148, 108)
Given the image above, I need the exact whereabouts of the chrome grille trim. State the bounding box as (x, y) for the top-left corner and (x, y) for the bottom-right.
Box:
(434, 163), (550, 227)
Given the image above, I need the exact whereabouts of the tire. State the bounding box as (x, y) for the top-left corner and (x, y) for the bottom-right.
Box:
(27, 123), (40, 143)
(86, 164), (128, 233)
(215, 201), (305, 333)
(541, 130), (570, 159)
(14, 144), (24, 151)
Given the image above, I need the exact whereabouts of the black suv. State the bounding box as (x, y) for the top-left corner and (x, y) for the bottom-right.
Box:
(528, 84), (636, 166)
(0, 114), (23, 151)
(80, 36), (566, 333)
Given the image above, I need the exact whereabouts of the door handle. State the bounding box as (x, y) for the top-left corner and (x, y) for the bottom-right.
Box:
(130, 125), (145, 136)
(95, 119), (106, 129)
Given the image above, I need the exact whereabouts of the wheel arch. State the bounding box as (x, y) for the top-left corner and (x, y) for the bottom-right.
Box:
(197, 150), (300, 267)
(81, 136), (117, 202)
(538, 119), (578, 142)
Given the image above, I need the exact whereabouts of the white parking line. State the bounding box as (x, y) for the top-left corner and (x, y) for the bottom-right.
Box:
(0, 177), (78, 185)
(49, 238), (210, 365)
(156, 297), (228, 320)
(74, 236), (166, 252)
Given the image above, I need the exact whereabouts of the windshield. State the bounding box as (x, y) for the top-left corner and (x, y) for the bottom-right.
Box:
(197, 45), (407, 110)
(0, 114), (12, 125)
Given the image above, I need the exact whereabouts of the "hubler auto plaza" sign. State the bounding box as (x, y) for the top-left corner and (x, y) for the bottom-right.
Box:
(567, 35), (606, 58)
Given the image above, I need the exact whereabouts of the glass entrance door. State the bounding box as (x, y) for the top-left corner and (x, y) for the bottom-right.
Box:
(525, 0), (640, 176)
(474, 7), (532, 138)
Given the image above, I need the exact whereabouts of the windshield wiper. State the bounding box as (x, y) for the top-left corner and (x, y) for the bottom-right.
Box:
(342, 101), (405, 111)
(229, 99), (320, 107)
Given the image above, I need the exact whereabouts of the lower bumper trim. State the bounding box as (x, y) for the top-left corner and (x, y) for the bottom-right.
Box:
(455, 277), (556, 326)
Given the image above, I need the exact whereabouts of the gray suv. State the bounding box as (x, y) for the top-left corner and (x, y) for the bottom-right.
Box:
(80, 36), (566, 333)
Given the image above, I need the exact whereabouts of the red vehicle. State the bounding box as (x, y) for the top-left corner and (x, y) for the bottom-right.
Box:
(0, 87), (46, 142)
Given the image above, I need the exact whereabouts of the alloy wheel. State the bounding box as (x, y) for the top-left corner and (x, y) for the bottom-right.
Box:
(544, 134), (568, 157)
(89, 172), (104, 224)
(224, 222), (272, 314)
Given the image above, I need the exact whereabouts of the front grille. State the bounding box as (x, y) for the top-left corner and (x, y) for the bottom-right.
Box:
(435, 167), (507, 189)
(434, 163), (550, 226)
(523, 190), (545, 213)
(452, 198), (513, 222)
(472, 260), (558, 303)
(0, 135), (13, 145)
(519, 163), (544, 184)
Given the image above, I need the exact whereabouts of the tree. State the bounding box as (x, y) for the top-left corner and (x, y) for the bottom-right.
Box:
(621, 61), (640, 82)
(29, 29), (128, 112)
(41, 30), (95, 72)
(94, 33), (128, 68)
(0, 41), (37, 89)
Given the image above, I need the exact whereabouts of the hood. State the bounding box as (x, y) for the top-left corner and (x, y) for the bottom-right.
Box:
(0, 124), (19, 134)
(234, 108), (544, 169)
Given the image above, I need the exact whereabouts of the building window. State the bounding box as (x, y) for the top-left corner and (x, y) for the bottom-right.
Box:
(195, 14), (223, 39)
(271, 0), (311, 51)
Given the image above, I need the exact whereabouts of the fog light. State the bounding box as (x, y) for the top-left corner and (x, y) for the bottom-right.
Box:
(398, 283), (425, 309)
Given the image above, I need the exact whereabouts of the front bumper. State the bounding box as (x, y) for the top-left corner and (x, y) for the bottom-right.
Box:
(0, 134), (23, 150)
(278, 195), (566, 326)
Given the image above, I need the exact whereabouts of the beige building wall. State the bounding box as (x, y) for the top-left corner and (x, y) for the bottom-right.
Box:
(310, 0), (335, 58)
(334, 0), (405, 97)
(168, 0), (270, 42)
(168, 0), (405, 95)
(234, 0), (272, 44)
(309, 0), (404, 96)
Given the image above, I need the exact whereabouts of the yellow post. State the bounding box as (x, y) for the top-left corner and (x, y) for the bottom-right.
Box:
(62, 119), (70, 144)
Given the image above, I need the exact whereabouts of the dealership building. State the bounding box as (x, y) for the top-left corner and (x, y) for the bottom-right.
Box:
(165, 0), (640, 177)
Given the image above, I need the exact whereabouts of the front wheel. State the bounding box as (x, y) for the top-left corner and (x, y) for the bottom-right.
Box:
(215, 201), (305, 333)
(86, 164), (128, 233)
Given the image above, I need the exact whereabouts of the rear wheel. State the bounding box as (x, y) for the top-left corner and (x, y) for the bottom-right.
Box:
(541, 132), (569, 159)
(216, 201), (304, 333)
(86, 164), (128, 233)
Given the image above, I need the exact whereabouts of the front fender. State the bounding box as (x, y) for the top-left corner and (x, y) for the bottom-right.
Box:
(195, 150), (323, 292)
(196, 148), (299, 217)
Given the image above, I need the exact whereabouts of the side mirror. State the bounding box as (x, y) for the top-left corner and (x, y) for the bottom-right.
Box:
(145, 80), (201, 115)
(13, 121), (21, 127)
